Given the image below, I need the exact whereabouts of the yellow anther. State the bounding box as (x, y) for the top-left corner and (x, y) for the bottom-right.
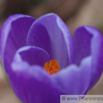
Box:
(43, 60), (60, 75)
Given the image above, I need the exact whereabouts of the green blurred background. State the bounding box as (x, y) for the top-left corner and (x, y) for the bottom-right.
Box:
(0, 0), (103, 103)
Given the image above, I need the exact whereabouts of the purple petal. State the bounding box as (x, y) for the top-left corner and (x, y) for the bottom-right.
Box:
(84, 26), (103, 90)
(52, 56), (92, 95)
(74, 26), (103, 90)
(74, 26), (92, 65)
(13, 46), (50, 67)
(9, 61), (64, 103)
(0, 14), (35, 74)
(27, 13), (74, 69)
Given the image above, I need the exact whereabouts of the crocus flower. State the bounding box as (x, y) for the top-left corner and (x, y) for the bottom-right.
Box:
(0, 13), (103, 103)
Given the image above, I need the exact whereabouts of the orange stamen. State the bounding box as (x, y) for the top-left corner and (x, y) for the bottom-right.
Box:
(43, 60), (60, 75)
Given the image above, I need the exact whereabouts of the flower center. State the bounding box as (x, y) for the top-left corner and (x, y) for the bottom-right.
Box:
(43, 60), (60, 75)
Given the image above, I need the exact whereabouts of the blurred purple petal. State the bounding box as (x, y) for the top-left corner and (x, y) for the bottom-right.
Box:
(52, 56), (92, 95)
(74, 26), (103, 90)
(84, 26), (103, 90)
(74, 26), (92, 65)
(10, 61), (63, 103)
(27, 13), (74, 69)
(0, 14), (35, 73)
(13, 46), (50, 66)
